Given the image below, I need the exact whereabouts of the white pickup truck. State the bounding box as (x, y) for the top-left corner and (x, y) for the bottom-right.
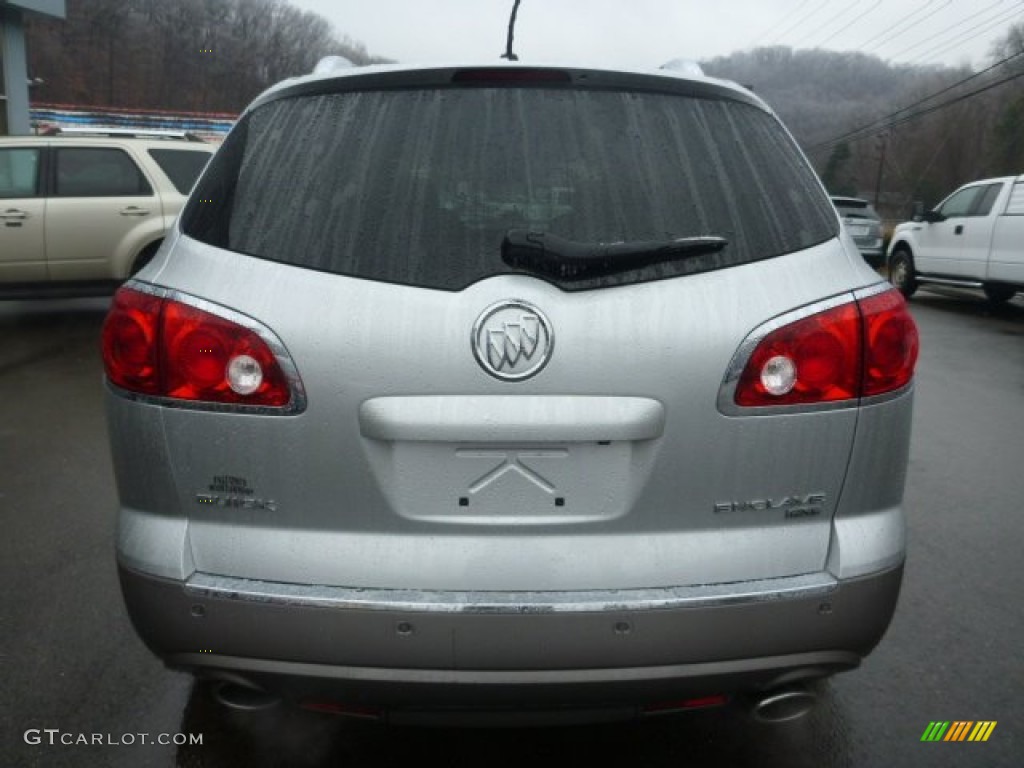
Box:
(887, 174), (1023, 304)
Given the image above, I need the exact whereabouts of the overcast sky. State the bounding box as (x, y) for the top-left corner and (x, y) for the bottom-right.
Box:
(289, 0), (1020, 71)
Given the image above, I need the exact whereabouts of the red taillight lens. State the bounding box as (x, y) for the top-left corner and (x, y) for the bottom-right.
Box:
(733, 288), (918, 408)
(162, 300), (290, 405)
(102, 288), (162, 394)
(860, 290), (919, 396)
(102, 286), (295, 408)
(735, 302), (862, 407)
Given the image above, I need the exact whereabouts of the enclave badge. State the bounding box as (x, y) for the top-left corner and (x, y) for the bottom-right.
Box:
(472, 300), (553, 381)
(714, 493), (827, 518)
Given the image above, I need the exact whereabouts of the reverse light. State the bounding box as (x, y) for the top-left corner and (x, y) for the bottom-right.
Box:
(730, 287), (918, 409)
(760, 355), (798, 396)
(227, 355), (264, 395)
(102, 285), (301, 410)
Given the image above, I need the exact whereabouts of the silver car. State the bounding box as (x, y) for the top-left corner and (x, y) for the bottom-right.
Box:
(102, 60), (919, 726)
(831, 196), (885, 268)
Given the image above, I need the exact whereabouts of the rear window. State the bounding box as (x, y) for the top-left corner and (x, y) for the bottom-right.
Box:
(832, 199), (879, 221)
(184, 86), (837, 291)
(148, 149), (212, 194)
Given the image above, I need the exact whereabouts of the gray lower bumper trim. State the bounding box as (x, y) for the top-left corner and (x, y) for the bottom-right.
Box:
(173, 649), (860, 686)
(185, 571), (838, 614)
(122, 563), (902, 692)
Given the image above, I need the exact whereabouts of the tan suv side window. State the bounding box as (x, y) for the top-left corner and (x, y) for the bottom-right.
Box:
(55, 148), (153, 197)
(0, 148), (41, 198)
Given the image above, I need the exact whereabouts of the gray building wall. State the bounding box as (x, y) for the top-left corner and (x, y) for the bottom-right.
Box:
(1, 0), (66, 135)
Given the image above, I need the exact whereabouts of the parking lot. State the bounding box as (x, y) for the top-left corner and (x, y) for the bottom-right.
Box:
(1, 288), (1022, 768)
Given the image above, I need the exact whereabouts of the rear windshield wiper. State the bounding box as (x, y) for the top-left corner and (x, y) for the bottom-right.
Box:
(501, 230), (728, 280)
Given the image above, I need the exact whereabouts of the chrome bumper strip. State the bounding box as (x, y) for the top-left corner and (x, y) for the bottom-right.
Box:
(186, 571), (838, 614)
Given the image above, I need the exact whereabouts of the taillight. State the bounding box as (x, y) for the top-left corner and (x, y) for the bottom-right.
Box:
(102, 285), (300, 410)
(859, 289), (919, 396)
(102, 288), (162, 395)
(735, 302), (861, 407)
(730, 287), (918, 409)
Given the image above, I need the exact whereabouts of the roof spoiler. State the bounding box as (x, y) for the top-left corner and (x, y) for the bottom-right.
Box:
(660, 59), (704, 77)
(313, 56), (355, 75)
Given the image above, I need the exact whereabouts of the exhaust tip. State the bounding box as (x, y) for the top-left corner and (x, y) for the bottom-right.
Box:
(749, 686), (817, 723)
(212, 681), (281, 712)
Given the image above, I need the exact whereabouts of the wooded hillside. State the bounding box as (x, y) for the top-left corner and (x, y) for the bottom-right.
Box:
(24, 0), (389, 113)
(704, 33), (1024, 213)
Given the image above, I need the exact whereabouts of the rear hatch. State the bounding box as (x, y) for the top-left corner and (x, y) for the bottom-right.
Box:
(154, 67), (859, 591)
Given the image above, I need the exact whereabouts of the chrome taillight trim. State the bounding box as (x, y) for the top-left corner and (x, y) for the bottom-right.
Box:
(107, 280), (307, 415)
(852, 281), (894, 302)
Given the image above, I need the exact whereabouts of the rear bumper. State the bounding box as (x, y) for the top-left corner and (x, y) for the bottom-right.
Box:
(119, 561), (903, 714)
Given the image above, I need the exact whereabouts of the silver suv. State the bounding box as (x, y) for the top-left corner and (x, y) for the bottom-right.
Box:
(102, 62), (919, 725)
(831, 196), (884, 268)
(0, 130), (213, 297)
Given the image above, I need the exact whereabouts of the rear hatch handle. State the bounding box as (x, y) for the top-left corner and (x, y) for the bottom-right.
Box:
(359, 396), (666, 442)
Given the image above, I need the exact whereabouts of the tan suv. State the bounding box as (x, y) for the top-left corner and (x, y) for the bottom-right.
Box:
(0, 129), (214, 298)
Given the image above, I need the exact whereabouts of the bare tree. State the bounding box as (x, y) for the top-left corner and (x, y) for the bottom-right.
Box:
(23, 0), (389, 113)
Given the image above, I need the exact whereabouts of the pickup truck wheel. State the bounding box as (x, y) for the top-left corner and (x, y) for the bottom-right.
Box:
(983, 285), (1016, 304)
(889, 249), (917, 299)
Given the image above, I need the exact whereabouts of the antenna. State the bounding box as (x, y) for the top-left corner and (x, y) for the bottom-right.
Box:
(501, 0), (522, 61)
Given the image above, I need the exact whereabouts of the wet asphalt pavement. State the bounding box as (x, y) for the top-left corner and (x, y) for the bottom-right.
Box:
(1, 288), (1022, 767)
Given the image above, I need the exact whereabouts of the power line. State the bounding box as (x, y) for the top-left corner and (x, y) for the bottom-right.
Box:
(764, 0), (835, 46)
(887, 0), (1015, 61)
(872, 69), (1024, 133)
(748, 0), (815, 48)
(817, 0), (884, 48)
(789, 2), (865, 49)
(858, 0), (949, 53)
(817, 50), (1024, 147)
(812, 70), (1024, 154)
(909, 7), (1024, 64)
(808, 50), (1024, 152)
(812, 64), (1021, 152)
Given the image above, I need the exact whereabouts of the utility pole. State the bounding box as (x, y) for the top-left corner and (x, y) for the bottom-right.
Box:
(873, 133), (887, 208)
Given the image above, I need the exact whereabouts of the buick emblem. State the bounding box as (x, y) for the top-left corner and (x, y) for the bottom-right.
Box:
(472, 300), (553, 381)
